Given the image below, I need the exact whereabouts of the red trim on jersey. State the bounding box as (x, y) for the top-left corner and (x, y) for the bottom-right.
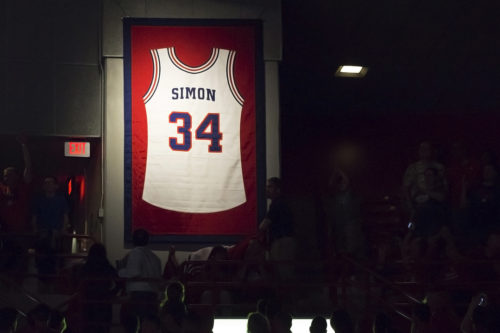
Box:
(227, 50), (244, 105)
(143, 49), (160, 103)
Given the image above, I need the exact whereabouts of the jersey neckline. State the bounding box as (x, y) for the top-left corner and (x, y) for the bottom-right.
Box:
(168, 47), (219, 74)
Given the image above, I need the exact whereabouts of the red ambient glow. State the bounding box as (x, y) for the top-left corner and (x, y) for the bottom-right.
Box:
(79, 176), (85, 202)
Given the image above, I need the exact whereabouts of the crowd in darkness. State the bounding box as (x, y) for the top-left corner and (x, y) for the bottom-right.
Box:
(1, 137), (500, 332)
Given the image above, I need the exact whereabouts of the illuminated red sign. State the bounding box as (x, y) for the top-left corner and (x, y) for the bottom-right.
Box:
(64, 142), (90, 157)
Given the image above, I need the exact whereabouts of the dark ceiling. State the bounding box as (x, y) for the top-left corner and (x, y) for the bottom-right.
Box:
(280, 0), (500, 115)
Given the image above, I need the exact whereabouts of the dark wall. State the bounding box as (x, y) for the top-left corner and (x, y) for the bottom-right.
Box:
(0, 0), (102, 136)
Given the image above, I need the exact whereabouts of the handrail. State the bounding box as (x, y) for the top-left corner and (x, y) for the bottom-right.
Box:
(0, 252), (88, 259)
(341, 255), (422, 304)
(3, 255), (500, 319)
(0, 232), (95, 240)
(0, 274), (44, 307)
(337, 255), (421, 325)
(364, 290), (413, 321)
(4, 256), (500, 287)
(393, 258), (500, 264)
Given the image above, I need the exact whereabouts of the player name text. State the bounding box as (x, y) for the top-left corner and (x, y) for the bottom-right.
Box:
(172, 87), (216, 101)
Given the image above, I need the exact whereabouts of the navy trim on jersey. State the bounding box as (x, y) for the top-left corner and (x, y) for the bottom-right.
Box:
(123, 18), (133, 244)
(254, 20), (267, 225)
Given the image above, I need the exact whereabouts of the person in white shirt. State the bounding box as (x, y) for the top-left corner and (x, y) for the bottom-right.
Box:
(119, 229), (162, 322)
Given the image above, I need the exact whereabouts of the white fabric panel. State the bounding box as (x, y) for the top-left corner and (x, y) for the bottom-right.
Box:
(142, 48), (246, 212)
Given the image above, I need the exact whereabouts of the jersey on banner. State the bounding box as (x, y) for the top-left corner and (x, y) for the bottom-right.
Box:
(142, 47), (246, 213)
(124, 20), (262, 239)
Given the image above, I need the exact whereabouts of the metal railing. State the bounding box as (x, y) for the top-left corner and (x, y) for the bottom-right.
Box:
(2, 236), (500, 331)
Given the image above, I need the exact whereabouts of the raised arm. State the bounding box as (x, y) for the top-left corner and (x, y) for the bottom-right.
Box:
(17, 135), (32, 184)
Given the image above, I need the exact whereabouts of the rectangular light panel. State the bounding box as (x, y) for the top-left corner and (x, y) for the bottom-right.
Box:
(213, 318), (335, 333)
(340, 65), (363, 73)
(335, 65), (368, 77)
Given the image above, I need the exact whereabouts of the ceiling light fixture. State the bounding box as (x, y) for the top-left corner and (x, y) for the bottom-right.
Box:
(335, 65), (368, 78)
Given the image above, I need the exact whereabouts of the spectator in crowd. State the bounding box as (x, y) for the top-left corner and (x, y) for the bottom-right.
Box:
(46, 310), (67, 333)
(159, 281), (187, 333)
(403, 141), (447, 220)
(163, 245), (180, 281)
(200, 246), (233, 310)
(197, 308), (215, 333)
(181, 311), (204, 333)
(271, 311), (292, 333)
(259, 177), (295, 280)
(0, 136), (33, 273)
(464, 230), (500, 286)
(237, 240), (273, 304)
(139, 313), (162, 333)
(425, 290), (461, 332)
(32, 176), (70, 251)
(372, 313), (392, 333)
(464, 163), (500, 246)
(402, 223), (461, 284)
(32, 176), (70, 287)
(180, 246), (216, 284)
(410, 303), (431, 333)
(324, 168), (364, 259)
(0, 307), (19, 333)
(118, 229), (162, 322)
(410, 167), (449, 238)
(247, 312), (271, 333)
(461, 293), (484, 333)
(460, 293), (500, 333)
(256, 298), (283, 323)
(121, 315), (139, 333)
(470, 306), (500, 333)
(480, 150), (497, 167)
(77, 243), (119, 333)
(309, 316), (327, 333)
(17, 303), (51, 333)
(401, 167), (458, 283)
(445, 142), (480, 237)
(0, 136), (33, 234)
(257, 298), (270, 316)
(330, 309), (353, 333)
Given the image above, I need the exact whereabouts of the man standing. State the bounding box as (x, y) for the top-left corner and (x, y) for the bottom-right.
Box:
(32, 176), (70, 250)
(402, 141), (447, 218)
(0, 136), (33, 235)
(31, 176), (70, 290)
(0, 136), (33, 273)
(119, 229), (162, 319)
(259, 177), (295, 279)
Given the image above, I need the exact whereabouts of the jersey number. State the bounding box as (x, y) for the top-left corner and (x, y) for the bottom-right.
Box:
(169, 112), (222, 152)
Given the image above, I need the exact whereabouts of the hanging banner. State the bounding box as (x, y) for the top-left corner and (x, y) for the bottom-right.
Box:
(123, 18), (265, 243)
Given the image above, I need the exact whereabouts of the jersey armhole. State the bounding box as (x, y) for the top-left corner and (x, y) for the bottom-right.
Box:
(143, 49), (161, 104)
(226, 50), (244, 106)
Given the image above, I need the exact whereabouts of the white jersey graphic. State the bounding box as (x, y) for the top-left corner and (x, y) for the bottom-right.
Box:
(142, 47), (246, 213)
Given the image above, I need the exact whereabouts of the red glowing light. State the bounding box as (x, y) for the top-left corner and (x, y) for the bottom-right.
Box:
(79, 177), (85, 202)
(68, 179), (72, 196)
(64, 142), (90, 157)
(69, 142), (85, 155)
